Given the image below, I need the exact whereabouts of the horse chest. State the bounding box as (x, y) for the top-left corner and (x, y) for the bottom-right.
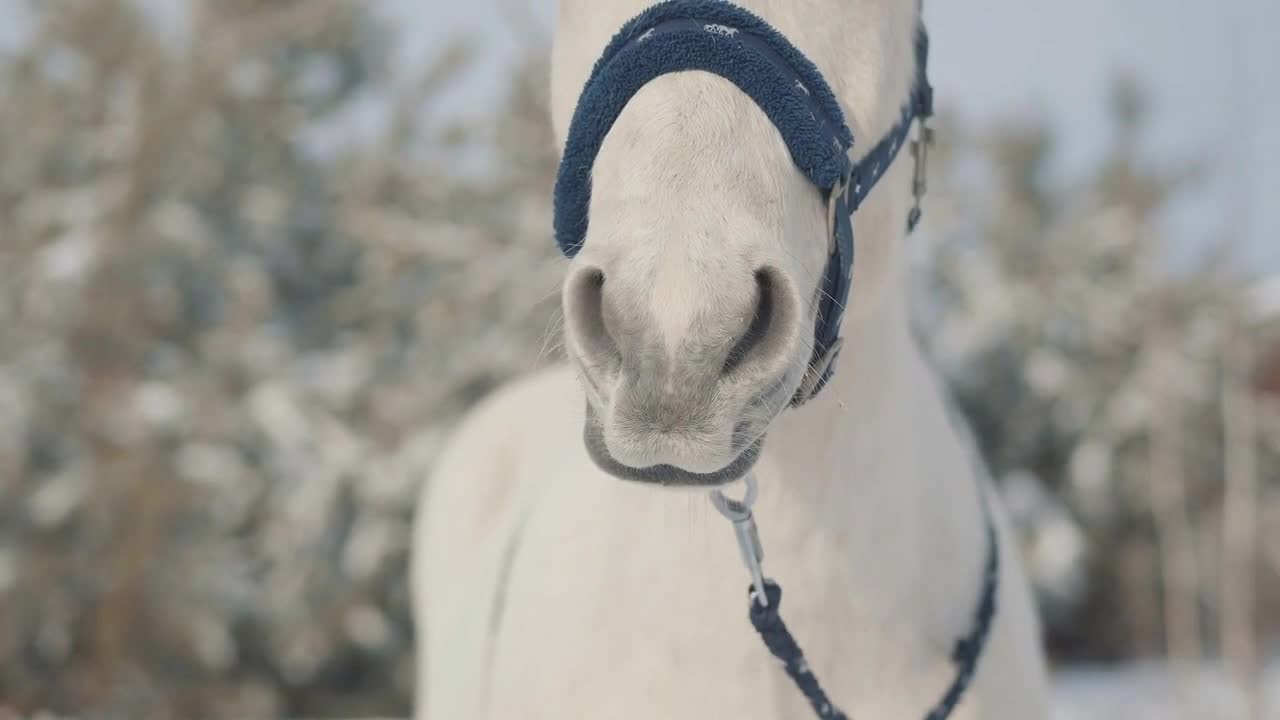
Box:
(477, 459), (948, 719)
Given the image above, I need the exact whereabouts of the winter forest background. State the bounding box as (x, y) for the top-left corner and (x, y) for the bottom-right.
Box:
(0, 1), (1277, 719)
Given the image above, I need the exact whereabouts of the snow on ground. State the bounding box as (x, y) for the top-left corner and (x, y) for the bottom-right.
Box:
(1052, 660), (1280, 720)
(314, 661), (1279, 720)
(14, 662), (1280, 720)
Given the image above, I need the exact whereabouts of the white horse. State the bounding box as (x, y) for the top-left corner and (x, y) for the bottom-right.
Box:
(413, 1), (1051, 718)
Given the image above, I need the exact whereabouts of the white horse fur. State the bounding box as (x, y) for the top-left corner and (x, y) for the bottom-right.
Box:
(413, 0), (1052, 717)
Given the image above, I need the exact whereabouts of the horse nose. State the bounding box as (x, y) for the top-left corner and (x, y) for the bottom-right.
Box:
(562, 266), (623, 380)
(720, 269), (782, 377)
(563, 265), (798, 470)
(564, 266), (793, 383)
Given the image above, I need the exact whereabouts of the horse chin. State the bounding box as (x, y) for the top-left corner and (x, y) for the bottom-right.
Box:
(581, 404), (765, 487)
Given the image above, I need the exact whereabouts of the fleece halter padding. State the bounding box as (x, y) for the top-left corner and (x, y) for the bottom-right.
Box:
(553, 0), (933, 403)
(554, 1), (854, 254)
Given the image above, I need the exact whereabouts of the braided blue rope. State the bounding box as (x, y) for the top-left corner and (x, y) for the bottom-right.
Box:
(926, 515), (999, 720)
(744, 509), (999, 720)
(748, 581), (848, 720)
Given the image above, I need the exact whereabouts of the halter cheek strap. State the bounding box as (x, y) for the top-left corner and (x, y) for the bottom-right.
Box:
(800, 55), (934, 403)
(553, 0), (934, 406)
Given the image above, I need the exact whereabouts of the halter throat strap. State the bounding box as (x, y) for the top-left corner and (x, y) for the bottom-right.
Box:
(552, 0), (935, 405)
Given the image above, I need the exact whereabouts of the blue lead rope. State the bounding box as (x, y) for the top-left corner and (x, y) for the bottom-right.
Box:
(925, 509), (999, 720)
(747, 580), (848, 720)
(739, 508), (999, 720)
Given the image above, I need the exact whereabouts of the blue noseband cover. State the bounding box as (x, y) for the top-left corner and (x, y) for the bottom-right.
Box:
(554, 0), (931, 403)
(554, 1), (852, 255)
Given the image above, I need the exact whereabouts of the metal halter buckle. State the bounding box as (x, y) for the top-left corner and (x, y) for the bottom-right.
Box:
(709, 473), (769, 606)
(825, 167), (850, 254)
(907, 119), (934, 232)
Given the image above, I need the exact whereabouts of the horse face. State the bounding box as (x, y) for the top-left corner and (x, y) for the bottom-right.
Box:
(561, 72), (829, 486)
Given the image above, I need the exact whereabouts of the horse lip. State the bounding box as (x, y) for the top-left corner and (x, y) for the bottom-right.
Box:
(582, 403), (764, 487)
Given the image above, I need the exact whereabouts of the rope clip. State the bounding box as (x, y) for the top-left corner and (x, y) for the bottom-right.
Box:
(710, 473), (769, 606)
(907, 118), (934, 232)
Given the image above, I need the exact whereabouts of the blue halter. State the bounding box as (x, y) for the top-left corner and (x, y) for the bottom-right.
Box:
(552, 0), (934, 404)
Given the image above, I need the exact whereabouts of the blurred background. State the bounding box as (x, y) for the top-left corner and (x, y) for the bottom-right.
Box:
(0, 0), (1276, 718)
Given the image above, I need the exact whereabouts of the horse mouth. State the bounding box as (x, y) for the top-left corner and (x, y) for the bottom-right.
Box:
(582, 404), (765, 487)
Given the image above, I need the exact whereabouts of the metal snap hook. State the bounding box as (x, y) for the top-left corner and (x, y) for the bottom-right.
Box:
(710, 474), (769, 606)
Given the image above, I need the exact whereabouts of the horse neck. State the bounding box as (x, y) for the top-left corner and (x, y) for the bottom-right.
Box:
(756, 235), (990, 615)
(766, 269), (936, 512)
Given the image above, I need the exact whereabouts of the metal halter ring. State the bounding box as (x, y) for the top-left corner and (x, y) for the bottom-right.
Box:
(709, 473), (759, 520)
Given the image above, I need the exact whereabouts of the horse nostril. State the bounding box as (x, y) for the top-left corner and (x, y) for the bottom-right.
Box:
(721, 269), (775, 377)
(565, 267), (622, 376)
